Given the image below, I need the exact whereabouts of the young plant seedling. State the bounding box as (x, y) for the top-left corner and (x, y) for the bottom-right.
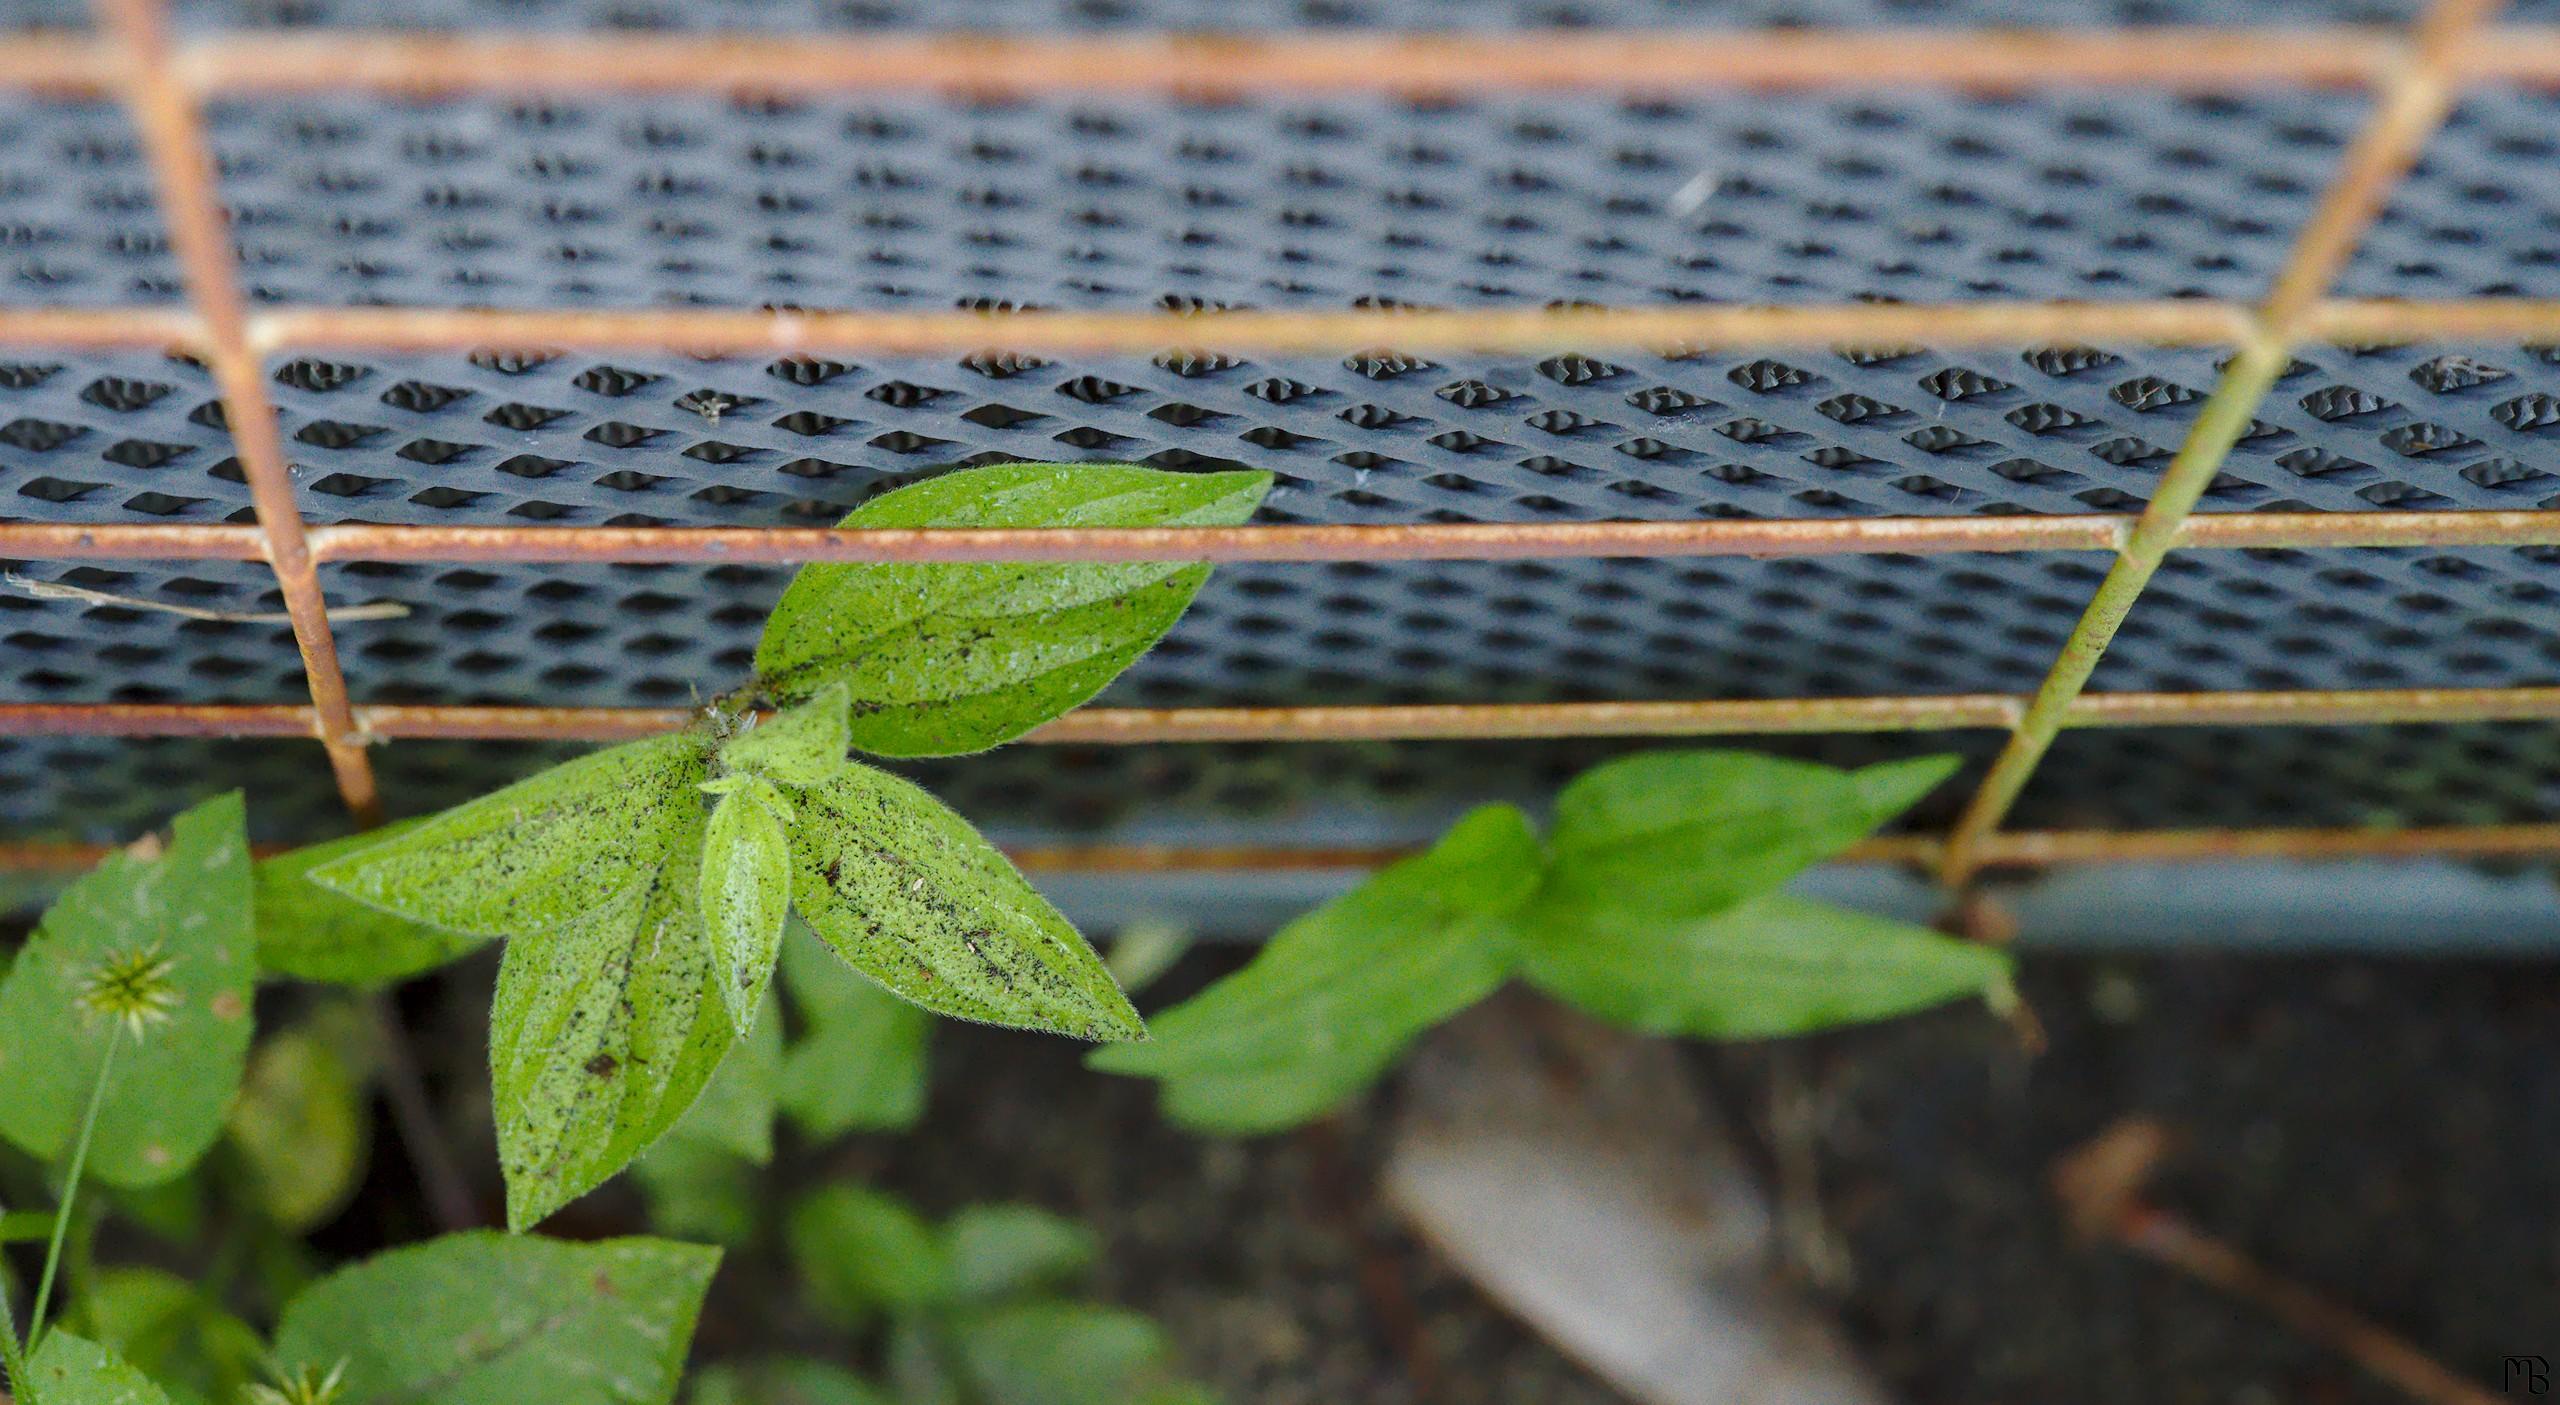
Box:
(289, 462), (1273, 1229)
(1093, 749), (2017, 1134)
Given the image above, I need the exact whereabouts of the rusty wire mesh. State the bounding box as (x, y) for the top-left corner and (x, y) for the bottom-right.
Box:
(0, 0), (2555, 877)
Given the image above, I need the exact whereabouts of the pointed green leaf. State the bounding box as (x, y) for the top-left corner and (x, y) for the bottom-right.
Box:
(309, 733), (711, 939)
(1528, 749), (1958, 936)
(690, 1360), (895, 1405)
(1524, 894), (2014, 1040)
(754, 463), (1273, 756)
(945, 1205), (1099, 1301)
(700, 784), (792, 1033)
(0, 794), (253, 1187)
(1852, 753), (1963, 827)
(787, 1186), (957, 1324)
(787, 764), (1140, 1042)
(488, 747), (735, 1230)
(223, 1004), (373, 1233)
(255, 819), (487, 988)
(1090, 805), (1541, 1135)
(271, 1232), (719, 1405)
(716, 684), (852, 788)
(74, 1269), (263, 1405)
(778, 924), (929, 1136)
(23, 1331), (177, 1405)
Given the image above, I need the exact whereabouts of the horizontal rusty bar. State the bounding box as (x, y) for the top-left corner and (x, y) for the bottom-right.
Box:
(2307, 297), (2560, 343)
(165, 28), (2423, 97)
(305, 516), (2133, 565)
(2, 297), (2557, 362)
(13, 686), (2560, 744)
(0, 702), (316, 738)
(0, 512), (2547, 570)
(1968, 823), (2560, 866)
(0, 523), (269, 559)
(0, 306), (203, 350)
(0, 824), (2555, 874)
(250, 300), (2254, 359)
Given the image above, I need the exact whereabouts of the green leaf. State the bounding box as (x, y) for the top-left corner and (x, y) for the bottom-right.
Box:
(714, 685), (853, 789)
(271, 1232), (718, 1405)
(787, 1186), (956, 1323)
(1528, 750), (1958, 936)
(22, 1331), (177, 1405)
(254, 819), (488, 989)
(483, 741), (735, 1230)
(754, 463), (1273, 756)
(1102, 921), (1192, 995)
(947, 1301), (1175, 1405)
(778, 924), (929, 1136)
(0, 794), (254, 1187)
(74, 1268), (263, 1405)
(700, 783), (792, 1034)
(944, 1205), (1098, 1301)
(787, 764), (1140, 1042)
(223, 1004), (373, 1233)
(689, 1360), (894, 1405)
(1090, 804), (1541, 1135)
(309, 733), (712, 940)
(1523, 894), (2015, 1040)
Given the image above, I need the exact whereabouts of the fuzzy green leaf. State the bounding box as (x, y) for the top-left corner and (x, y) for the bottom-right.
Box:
(223, 1004), (372, 1233)
(74, 1268), (263, 1405)
(690, 1360), (894, 1405)
(754, 463), (1273, 756)
(0, 794), (254, 1187)
(1524, 894), (2015, 1039)
(271, 1232), (719, 1405)
(1090, 805), (1541, 1135)
(715, 685), (852, 788)
(485, 741), (734, 1230)
(948, 1302), (1178, 1405)
(788, 1186), (957, 1324)
(1528, 750), (1959, 936)
(309, 733), (712, 940)
(23, 1331), (177, 1405)
(255, 819), (486, 988)
(787, 764), (1140, 1042)
(778, 924), (929, 1136)
(946, 1205), (1098, 1301)
(700, 783), (792, 1034)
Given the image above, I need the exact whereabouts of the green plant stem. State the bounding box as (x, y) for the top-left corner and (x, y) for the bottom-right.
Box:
(30, 1023), (122, 1349)
(1, 1251), (37, 1405)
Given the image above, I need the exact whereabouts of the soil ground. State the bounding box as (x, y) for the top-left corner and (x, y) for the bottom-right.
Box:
(361, 951), (2560, 1402)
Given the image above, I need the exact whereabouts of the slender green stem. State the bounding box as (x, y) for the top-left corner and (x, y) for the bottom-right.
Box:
(1, 1213), (39, 1405)
(30, 1023), (122, 1350)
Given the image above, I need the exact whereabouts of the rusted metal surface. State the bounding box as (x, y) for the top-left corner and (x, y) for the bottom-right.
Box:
(93, 0), (381, 822)
(304, 516), (2132, 565)
(0, 702), (316, 737)
(250, 300), (2256, 360)
(13, 685), (2560, 743)
(2, 510), (2560, 569)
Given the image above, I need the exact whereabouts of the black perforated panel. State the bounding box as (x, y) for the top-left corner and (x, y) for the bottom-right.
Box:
(0, 4), (2554, 850)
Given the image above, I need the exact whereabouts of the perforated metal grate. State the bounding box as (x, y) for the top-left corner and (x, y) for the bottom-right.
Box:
(0, 1), (2554, 858)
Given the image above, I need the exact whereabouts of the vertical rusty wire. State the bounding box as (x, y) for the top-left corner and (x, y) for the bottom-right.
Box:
(90, 0), (380, 822)
(1935, 0), (2508, 886)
